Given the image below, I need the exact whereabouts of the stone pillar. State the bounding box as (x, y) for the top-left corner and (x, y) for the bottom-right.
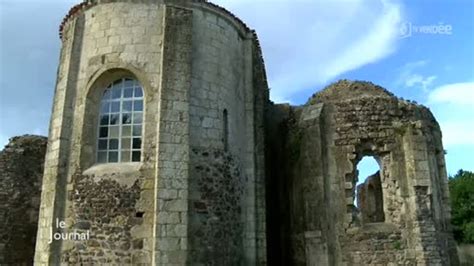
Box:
(299, 103), (330, 266)
(402, 125), (444, 265)
(34, 15), (85, 265)
(153, 5), (193, 265)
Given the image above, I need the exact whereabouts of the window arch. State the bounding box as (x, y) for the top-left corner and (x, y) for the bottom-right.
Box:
(97, 78), (144, 163)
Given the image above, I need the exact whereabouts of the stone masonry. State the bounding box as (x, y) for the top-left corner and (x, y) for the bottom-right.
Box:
(17, 0), (459, 265)
(265, 80), (459, 265)
(0, 135), (47, 265)
(357, 171), (385, 224)
(34, 0), (266, 265)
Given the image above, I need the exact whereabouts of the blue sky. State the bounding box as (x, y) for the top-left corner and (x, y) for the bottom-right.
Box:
(0, 0), (473, 179)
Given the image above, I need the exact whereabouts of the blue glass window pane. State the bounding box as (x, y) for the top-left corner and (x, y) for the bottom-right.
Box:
(122, 126), (131, 137)
(100, 102), (110, 113)
(133, 100), (143, 111)
(134, 88), (143, 98)
(111, 102), (120, 113)
(133, 113), (142, 124)
(123, 101), (132, 112)
(133, 125), (142, 136)
(112, 88), (121, 99)
(124, 79), (134, 88)
(124, 88), (133, 98)
(109, 152), (118, 162)
(110, 114), (119, 125)
(98, 139), (107, 150)
(121, 138), (131, 150)
(100, 115), (109, 125)
(99, 127), (108, 138)
(133, 138), (141, 149)
(109, 126), (119, 138)
(122, 113), (132, 124)
(132, 151), (141, 162)
(109, 139), (119, 150)
(121, 151), (131, 162)
(98, 152), (107, 163)
(103, 89), (112, 100)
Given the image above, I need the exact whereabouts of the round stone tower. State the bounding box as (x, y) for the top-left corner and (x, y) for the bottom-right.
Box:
(34, 0), (268, 264)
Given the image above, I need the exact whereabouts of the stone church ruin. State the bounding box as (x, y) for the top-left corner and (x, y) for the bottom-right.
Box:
(265, 80), (459, 265)
(0, 0), (460, 265)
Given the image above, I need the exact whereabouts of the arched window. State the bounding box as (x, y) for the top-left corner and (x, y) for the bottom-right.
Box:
(97, 78), (143, 163)
(355, 156), (385, 223)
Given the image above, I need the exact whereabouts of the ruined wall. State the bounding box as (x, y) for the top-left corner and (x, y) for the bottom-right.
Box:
(315, 81), (457, 265)
(0, 135), (47, 265)
(357, 171), (385, 223)
(188, 148), (245, 264)
(266, 80), (459, 266)
(265, 103), (335, 266)
(61, 171), (143, 264)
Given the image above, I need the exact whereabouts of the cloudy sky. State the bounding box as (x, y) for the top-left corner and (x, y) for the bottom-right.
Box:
(0, 0), (473, 177)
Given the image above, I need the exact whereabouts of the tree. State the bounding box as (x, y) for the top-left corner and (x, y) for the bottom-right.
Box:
(449, 169), (474, 243)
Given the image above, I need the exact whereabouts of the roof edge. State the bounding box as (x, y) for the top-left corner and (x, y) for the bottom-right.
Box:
(59, 0), (252, 40)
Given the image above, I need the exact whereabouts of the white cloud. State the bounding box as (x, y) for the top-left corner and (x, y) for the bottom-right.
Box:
(213, 0), (404, 102)
(428, 82), (474, 105)
(405, 74), (437, 90)
(439, 122), (474, 146)
(397, 60), (437, 91)
(426, 82), (474, 147)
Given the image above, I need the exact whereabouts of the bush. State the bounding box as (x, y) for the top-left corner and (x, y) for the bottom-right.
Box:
(449, 169), (474, 244)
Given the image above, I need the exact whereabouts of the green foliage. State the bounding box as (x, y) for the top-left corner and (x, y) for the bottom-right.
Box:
(392, 240), (402, 250)
(449, 169), (474, 243)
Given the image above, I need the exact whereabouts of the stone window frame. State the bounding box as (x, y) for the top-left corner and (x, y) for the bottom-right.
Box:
(347, 150), (390, 227)
(81, 68), (149, 171)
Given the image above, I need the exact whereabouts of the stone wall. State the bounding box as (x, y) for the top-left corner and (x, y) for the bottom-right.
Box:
(0, 135), (47, 265)
(153, 5), (192, 264)
(188, 3), (268, 263)
(357, 171), (385, 223)
(266, 80), (459, 265)
(61, 172), (143, 264)
(35, 2), (165, 263)
(34, 1), (267, 265)
(188, 148), (245, 265)
(30, 0), (458, 264)
(313, 80), (457, 265)
(457, 244), (474, 266)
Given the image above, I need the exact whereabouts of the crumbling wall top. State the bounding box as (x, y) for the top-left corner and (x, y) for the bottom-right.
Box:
(308, 80), (396, 104)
